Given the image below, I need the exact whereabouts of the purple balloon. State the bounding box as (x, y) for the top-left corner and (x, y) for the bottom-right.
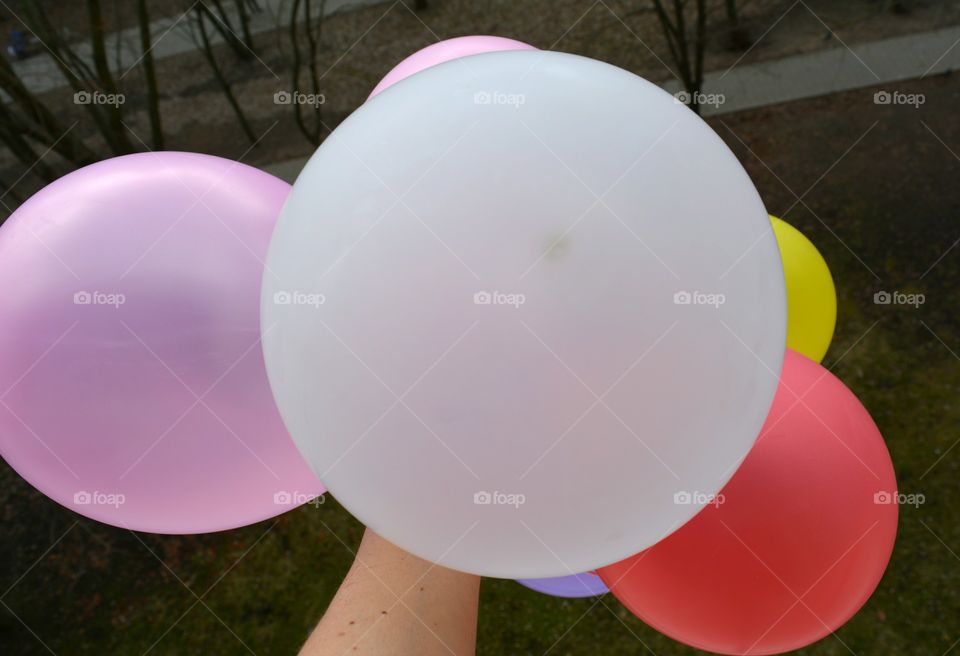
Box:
(517, 572), (609, 598)
(0, 152), (323, 533)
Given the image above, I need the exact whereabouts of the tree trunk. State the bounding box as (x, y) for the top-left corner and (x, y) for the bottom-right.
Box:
(87, 0), (135, 152)
(650, 0), (707, 115)
(195, 6), (258, 143)
(137, 0), (164, 149)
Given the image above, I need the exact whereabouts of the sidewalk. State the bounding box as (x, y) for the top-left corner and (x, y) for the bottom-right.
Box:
(265, 24), (960, 182)
(667, 23), (960, 116)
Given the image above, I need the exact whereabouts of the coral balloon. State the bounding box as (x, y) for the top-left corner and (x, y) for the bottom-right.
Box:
(770, 215), (837, 362)
(517, 572), (608, 598)
(599, 350), (898, 655)
(0, 152), (323, 533)
(369, 35), (536, 98)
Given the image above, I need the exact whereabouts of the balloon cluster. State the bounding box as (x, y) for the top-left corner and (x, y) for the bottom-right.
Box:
(0, 36), (895, 655)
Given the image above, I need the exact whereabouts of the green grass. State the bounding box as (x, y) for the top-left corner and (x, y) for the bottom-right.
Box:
(2, 75), (959, 655)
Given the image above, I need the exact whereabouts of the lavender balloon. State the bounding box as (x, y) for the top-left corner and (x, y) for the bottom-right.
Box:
(517, 572), (609, 598)
(0, 152), (323, 533)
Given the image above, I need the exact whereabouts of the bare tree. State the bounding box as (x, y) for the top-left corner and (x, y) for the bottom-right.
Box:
(725, 0), (738, 24)
(650, 0), (707, 114)
(289, 0), (327, 145)
(0, 0), (271, 179)
(0, 56), (97, 167)
(0, 102), (58, 182)
(202, 0), (257, 60)
(137, 0), (164, 149)
(192, 4), (258, 143)
(723, 0), (751, 51)
(87, 0), (130, 148)
(236, 0), (256, 50)
(0, 171), (25, 206)
(18, 0), (138, 153)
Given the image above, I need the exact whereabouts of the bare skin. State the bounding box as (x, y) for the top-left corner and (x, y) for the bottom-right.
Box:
(299, 529), (481, 656)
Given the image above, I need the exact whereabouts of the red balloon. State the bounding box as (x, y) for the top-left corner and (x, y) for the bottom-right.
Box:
(598, 349), (898, 655)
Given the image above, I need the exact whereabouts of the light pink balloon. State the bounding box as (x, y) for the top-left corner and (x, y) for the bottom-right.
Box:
(0, 152), (324, 533)
(368, 35), (536, 98)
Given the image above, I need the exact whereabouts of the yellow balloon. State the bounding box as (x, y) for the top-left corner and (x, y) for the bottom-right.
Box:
(770, 215), (837, 362)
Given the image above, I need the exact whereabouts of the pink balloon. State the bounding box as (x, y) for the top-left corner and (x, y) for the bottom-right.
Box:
(0, 152), (324, 533)
(368, 35), (536, 98)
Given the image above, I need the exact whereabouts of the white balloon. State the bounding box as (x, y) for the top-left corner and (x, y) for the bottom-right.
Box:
(262, 50), (786, 578)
